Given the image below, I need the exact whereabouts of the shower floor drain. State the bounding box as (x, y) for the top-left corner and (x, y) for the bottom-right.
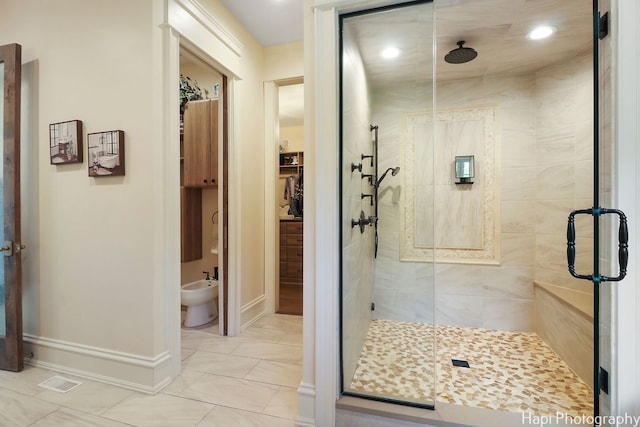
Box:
(38, 376), (82, 393)
(452, 359), (470, 368)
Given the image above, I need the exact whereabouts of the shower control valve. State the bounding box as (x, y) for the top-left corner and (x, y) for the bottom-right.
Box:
(351, 210), (372, 234)
(361, 173), (374, 185)
(361, 193), (374, 206)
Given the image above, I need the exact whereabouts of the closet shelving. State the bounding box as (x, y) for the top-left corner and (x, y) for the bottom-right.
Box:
(279, 151), (304, 175)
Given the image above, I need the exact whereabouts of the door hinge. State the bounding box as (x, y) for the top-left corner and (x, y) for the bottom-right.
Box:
(0, 241), (13, 257)
(599, 12), (609, 40)
(599, 367), (609, 394)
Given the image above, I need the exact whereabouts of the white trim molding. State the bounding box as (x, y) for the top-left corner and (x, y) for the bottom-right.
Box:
(24, 334), (173, 394)
(313, 4), (340, 427)
(167, 0), (244, 79)
(174, 0), (244, 56)
(612, 0), (640, 418)
(240, 294), (267, 331)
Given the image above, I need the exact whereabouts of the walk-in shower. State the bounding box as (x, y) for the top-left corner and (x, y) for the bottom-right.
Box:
(339, 0), (597, 417)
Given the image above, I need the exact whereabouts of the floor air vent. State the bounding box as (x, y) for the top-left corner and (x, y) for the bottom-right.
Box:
(452, 359), (470, 368)
(38, 376), (82, 393)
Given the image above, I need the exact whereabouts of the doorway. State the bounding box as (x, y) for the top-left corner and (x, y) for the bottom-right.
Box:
(179, 46), (229, 336)
(277, 82), (304, 316)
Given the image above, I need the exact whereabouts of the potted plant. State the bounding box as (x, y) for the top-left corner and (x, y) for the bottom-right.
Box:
(179, 74), (204, 117)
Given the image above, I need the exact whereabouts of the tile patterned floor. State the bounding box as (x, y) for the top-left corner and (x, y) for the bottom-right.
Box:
(0, 314), (301, 427)
(349, 319), (593, 417)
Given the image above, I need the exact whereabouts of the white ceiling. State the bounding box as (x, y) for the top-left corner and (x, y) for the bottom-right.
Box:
(346, 0), (593, 87)
(217, 0), (592, 123)
(219, 0), (303, 47)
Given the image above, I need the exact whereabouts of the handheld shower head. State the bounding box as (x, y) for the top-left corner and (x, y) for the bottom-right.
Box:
(376, 166), (400, 187)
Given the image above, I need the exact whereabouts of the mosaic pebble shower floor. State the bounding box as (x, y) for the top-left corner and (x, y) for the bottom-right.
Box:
(349, 319), (593, 416)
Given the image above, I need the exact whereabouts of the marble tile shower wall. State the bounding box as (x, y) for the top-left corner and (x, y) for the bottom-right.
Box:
(341, 26), (376, 382)
(371, 51), (593, 332)
(534, 52), (594, 294)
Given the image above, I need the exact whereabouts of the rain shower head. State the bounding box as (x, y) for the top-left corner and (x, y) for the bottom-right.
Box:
(444, 41), (478, 64)
(376, 166), (400, 187)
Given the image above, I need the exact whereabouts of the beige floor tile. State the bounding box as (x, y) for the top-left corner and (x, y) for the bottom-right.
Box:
(262, 386), (299, 420)
(239, 326), (289, 343)
(34, 376), (134, 416)
(0, 366), (60, 397)
(0, 388), (59, 427)
(178, 372), (280, 413)
(30, 407), (132, 427)
(278, 331), (303, 347)
(197, 405), (295, 427)
(182, 351), (260, 378)
(195, 335), (247, 354)
(181, 332), (223, 351)
(102, 392), (213, 427)
(181, 348), (196, 360)
(251, 314), (303, 333)
(232, 341), (302, 365)
(244, 360), (302, 387)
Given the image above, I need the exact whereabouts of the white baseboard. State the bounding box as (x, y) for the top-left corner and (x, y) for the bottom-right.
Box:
(23, 334), (174, 394)
(240, 294), (266, 331)
(296, 382), (316, 427)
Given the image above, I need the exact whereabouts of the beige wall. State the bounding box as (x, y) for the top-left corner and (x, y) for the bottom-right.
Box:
(195, 0), (268, 309)
(265, 42), (303, 83)
(1, 0), (273, 389)
(3, 0), (158, 355)
(280, 125), (304, 153)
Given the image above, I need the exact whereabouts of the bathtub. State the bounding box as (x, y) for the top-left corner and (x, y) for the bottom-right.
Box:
(99, 154), (119, 169)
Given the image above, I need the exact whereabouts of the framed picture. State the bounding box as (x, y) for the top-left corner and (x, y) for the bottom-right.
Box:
(87, 130), (125, 177)
(49, 120), (83, 164)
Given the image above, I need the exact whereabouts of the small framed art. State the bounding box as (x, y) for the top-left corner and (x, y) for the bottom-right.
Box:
(87, 130), (125, 177)
(49, 120), (83, 164)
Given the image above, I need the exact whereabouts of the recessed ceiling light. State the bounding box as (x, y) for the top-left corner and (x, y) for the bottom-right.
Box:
(527, 25), (556, 40)
(380, 47), (401, 59)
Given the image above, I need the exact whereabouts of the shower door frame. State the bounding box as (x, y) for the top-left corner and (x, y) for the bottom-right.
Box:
(337, 0), (436, 410)
(309, 0), (640, 425)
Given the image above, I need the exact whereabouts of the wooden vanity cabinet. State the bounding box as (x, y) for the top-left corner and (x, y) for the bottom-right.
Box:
(279, 220), (303, 315)
(183, 99), (218, 188)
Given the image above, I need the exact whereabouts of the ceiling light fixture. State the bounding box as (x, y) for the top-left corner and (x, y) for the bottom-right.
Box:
(380, 47), (401, 59)
(527, 25), (556, 40)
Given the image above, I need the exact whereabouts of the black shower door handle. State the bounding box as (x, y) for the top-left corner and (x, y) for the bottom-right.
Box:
(567, 208), (628, 282)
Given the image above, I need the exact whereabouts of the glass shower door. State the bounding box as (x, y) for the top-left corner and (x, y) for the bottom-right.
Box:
(339, 1), (436, 409)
